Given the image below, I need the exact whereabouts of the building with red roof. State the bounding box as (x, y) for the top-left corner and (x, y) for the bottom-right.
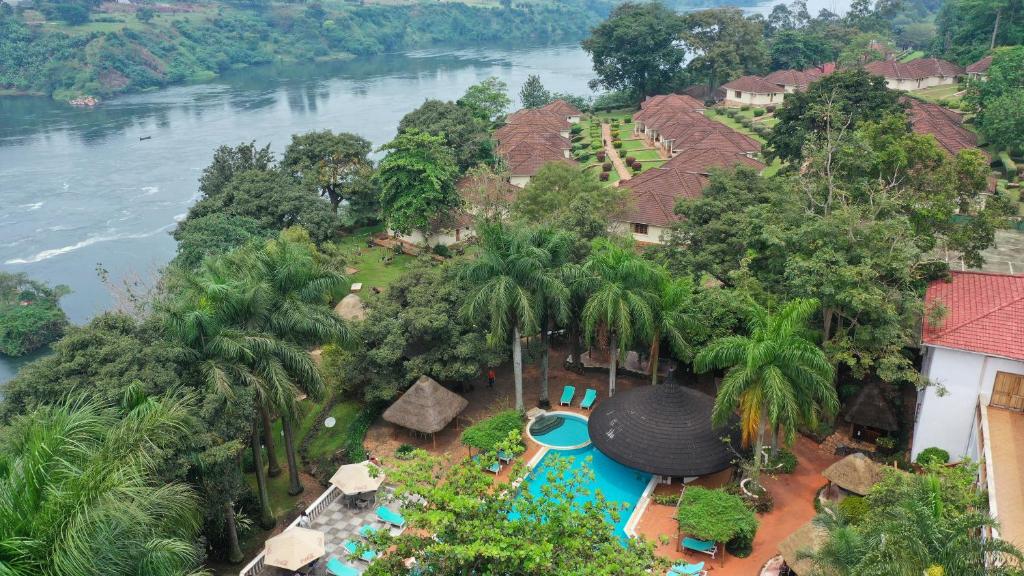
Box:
(540, 99), (582, 123)
(966, 55), (993, 81)
(721, 75), (786, 107)
(763, 69), (821, 93)
(863, 57), (964, 91)
(905, 98), (985, 158)
(912, 271), (1024, 461)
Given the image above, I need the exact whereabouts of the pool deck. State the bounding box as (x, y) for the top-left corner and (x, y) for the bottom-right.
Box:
(363, 345), (841, 575)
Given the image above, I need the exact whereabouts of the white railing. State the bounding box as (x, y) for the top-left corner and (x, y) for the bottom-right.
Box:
(238, 484), (341, 576)
(624, 475), (658, 539)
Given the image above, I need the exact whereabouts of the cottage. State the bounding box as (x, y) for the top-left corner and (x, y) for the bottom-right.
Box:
(863, 58), (964, 91)
(905, 98), (983, 157)
(502, 108), (571, 138)
(389, 174), (515, 247)
(502, 139), (574, 187)
(965, 55), (992, 82)
(540, 99), (582, 123)
(720, 75), (786, 107)
(762, 68), (821, 93)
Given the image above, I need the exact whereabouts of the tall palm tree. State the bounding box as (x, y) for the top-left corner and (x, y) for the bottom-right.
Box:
(579, 239), (659, 397)
(694, 298), (837, 486)
(529, 227), (573, 408)
(649, 272), (699, 385)
(0, 399), (206, 576)
(462, 223), (565, 411)
(250, 236), (350, 495)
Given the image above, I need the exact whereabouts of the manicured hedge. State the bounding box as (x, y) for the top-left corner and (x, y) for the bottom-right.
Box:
(599, 171), (610, 181)
(677, 487), (758, 544)
(999, 151), (1018, 179)
(461, 410), (523, 452)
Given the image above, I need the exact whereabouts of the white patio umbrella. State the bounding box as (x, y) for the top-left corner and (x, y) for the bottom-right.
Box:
(264, 527), (325, 570)
(329, 460), (386, 495)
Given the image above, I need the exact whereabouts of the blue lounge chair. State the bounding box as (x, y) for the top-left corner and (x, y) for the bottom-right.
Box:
(358, 524), (379, 538)
(669, 560), (707, 575)
(342, 539), (377, 563)
(326, 556), (361, 576)
(681, 537), (717, 558)
(580, 388), (598, 409)
(376, 506), (406, 528)
(473, 455), (501, 474)
(497, 449), (514, 463)
(559, 385), (576, 406)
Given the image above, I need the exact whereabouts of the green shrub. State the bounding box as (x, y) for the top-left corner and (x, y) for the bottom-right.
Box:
(622, 117), (632, 124)
(574, 151), (592, 162)
(432, 243), (451, 258)
(610, 130), (620, 138)
(768, 448), (798, 474)
(838, 495), (869, 524)
(999, 151), (1018, 179)
(590, 142), (602, 151)
(752, 108), (766, 117)
(461, 410), (523, 452)
(740, 104), (751, 111)
(599, 171), (610, 181)
(571, 135), (584, 143)
(726, 532), (754, 557)
(395, 444), (416, 460)
(876, 436), (897, 453)
(570, 124), (583, 135)
(915, 447), (950, 466)
(0, 273), (70, 356)
(613, 141), (623, 149)
(676, 487), (758, 544)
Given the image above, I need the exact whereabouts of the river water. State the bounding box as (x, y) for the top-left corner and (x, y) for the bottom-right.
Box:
(0, 0), (852, 382)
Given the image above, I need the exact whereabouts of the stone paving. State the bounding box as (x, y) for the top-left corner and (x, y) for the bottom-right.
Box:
(937, 229), (1024, 274)
(299, 497), (404, 575)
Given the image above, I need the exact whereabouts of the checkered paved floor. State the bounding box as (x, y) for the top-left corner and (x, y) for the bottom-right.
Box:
(308, 497), (404, 573)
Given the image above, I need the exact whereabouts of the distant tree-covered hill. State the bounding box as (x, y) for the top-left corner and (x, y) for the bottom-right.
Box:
(0, 0), (612, 100)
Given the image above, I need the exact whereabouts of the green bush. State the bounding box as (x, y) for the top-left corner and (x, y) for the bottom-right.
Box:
(461, 410), (523, 451)
(740, 104), (751, 111)
(395, 444), (416, 460)
(570, 124), (583, 135)
(613, 141), (623, 149)
(999, 151), (1018, 179)
(876, 436), (897, 453)
(574, 151), (592, 162)
(432, 243), (451, 258)
(838, 495), (869, 524)
(752, 108), (766, 117)
(622, 117), (632, 124)
(676, 487), (758, 544)
(726, 532), (754, 558)
(915, 447), (950, 466)
(610, 130), (620, 138)
(768, 448), (798, 474)
(571, 135), (584, 143)
(590, 142), (602, 151)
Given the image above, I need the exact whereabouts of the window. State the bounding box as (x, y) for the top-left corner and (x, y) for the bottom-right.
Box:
(734, 90), (742, 98)
(991, 372), (1024, 412)
(632, 223), (649, 235)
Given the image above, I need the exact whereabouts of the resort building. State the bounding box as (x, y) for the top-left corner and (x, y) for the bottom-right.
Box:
(613, 149), (764, 244)
(502, 138), (574, 187)
(905, 98), (983, 157)
(762, 68), (822, 93)
(720, 75), (786, 107)
(863, 58), (964, 91)
(911, 271), (1024, 463)
(502, 108), (571, 138)
(965, 55), (992, 82)
(389, 174), (515, 247)
(540, 99), (583, 123)
(633, 94), (760, 158)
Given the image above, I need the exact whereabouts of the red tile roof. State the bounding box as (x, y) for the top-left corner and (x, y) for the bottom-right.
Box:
(659, 147), (765, 174)
(721, 75), (787, 94)
(966, 55), (993, 74)
(619, 170), (709, 227)
(640, 94), (705, 111)
(502, 139), (573, 176)
(923, 271), (1024, 361)
(496, 130), (569, 155)
(863, 58), (964, 81)
(504, 108), (569, 130)
(540, 99), (582, 117)
(905, 98), (984, 158)
(763, 69), (818, 88)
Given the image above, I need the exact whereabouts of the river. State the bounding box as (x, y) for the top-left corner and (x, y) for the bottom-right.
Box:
(0, 0), (852, 383)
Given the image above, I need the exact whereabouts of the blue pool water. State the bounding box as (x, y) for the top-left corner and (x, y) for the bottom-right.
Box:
(529, 413), (590, 448)
(520, 444), (652, 539)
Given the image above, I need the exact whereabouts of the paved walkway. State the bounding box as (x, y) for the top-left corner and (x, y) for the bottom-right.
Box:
(601, 123), (632, 183)
(936, 229), (1024, 275)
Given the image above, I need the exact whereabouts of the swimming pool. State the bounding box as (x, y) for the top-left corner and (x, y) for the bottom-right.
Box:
(519, 414), (653, 539)
(528, 412), (591, 448)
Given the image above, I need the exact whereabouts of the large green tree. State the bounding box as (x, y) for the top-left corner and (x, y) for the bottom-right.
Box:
(582, 1), (687, 98)
(513, 162), (628, 242)
(198, 141), (275, 199)
(375, 130), (461, 236)
(458, 76), (511, 124)
(681, 8), (770, 92)
(171, 213), (271, 270)
(934, 0), (1024, 63)
(281, 130), (374, 215)
(648, 272), (699, 385)
(0, 398), (206, 576)
(970, 46), (1024, 152)
(397, 99), (492, 171)
(519, 74), (552, 108)
(694, 298), (836, 486)
(0, 272), (69, 356)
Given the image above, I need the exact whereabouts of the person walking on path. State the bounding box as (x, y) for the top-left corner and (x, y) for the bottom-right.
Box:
(487, 369), (496, 388)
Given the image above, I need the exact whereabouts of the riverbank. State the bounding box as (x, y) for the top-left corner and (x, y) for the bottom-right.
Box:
(0, 0), (610, 101)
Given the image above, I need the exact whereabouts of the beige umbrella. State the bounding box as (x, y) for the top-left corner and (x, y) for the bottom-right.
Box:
(330, 460), (386, 496)
(264, 527), (325, 570)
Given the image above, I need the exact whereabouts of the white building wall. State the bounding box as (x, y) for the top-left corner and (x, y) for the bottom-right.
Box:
(886, 76), (956, 91)
(509, 175), (531, 188)
(610, 221), (669, 244)
(723, 90), (784, 107)
(389, 227), (473, 248)
(912, 346), (1024, 461)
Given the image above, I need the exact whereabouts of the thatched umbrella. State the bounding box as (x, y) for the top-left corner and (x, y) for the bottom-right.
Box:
(822, 453), (885, 496)
(844, 382), (898, 442)
(383, 375), (468, 446)
(264, 527), (325, 570)
(778, 520), (828, 575)
(335, 294), (367, 321)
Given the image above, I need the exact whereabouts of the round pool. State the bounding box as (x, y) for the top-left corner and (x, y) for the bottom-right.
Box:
(528, 412), (591, 448)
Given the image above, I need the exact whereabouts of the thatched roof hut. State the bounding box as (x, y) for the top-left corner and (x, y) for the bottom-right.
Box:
(334, 294), (367, 321)
(383, 375), (468, 436)
(778, 520), (827, 575)
(844, 382), (898, 432)
(822, 453), (885, 496)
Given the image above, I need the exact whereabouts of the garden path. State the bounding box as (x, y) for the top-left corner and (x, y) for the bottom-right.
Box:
(601, 123), (632, 183)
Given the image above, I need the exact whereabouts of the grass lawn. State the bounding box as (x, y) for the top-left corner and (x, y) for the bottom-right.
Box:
(590, 108), (636, 123)
(706, 112), (766, 144)
(900, 50), (925, 63)
(618, 138), (648, 151)
(630, 149), (662, 161)
(912, 84), (963, 103)
(333, 226), (414, 290)
(762, 158), (784, 177)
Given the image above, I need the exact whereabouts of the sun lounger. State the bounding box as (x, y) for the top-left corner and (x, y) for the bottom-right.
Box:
(681, 537), (717, 558)
(580, 388), (598, 409)
(559, 385), (576, 406)
(473, 455), (502, 474)
(498, 450), (514, 463)
(325, 556), (361, 576)
(376, 506), (406, 528)
(358, 524), (379, 538)
(669, 560), (707, 575)
(342, 539), (377, 563)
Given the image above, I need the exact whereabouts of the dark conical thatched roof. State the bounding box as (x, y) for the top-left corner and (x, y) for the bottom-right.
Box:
(844, 382), (898, 431)
(383, 375), (468, 434)
(588, 384), (740, 477)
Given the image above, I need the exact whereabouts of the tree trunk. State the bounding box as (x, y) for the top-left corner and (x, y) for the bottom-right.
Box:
(251, 423), (276, 529)
(991, 8), (1002, 49)
(649, 329), (661, 385)
(539, 321), (550, 408)
(608, 332), (618, 397)
(282, 415), (303, 496)
(822, 308), (834, 345)
(225, 500), (244, 564)
(749, 409), (767, 488)
(512, 324), (524, 412)
(261, 405), (282, 477)
(770, 423), (781, 457)
(569, 321), (583, 373)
